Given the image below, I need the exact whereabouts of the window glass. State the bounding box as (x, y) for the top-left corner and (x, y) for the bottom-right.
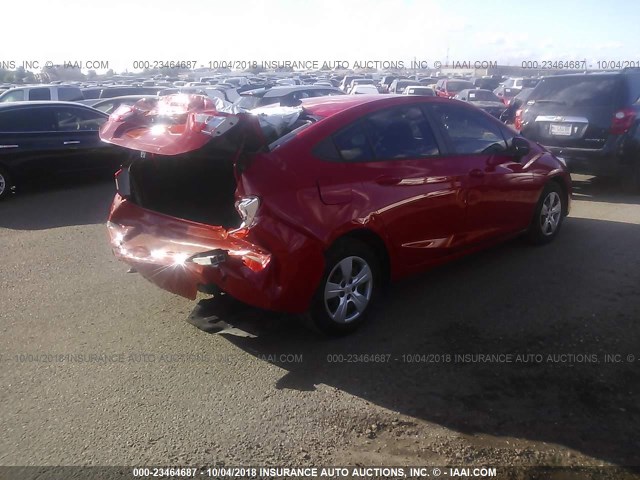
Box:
(29, 88), (51, 101)
(365, 106), (440, 159)
(0, 90), (25, 102)
(0, 108), (57, 131)
(56, 108), (106, 131)
(58, 88), (83, 101)
(429, 103), (507, 154)
(468, 90), (501, 102)
(333, 121), (374, 162)
(528, 76), (621, 108)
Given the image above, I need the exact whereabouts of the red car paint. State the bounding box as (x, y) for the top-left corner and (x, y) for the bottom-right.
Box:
(102, 94), (571, 314)
(435, 80), (474, 99)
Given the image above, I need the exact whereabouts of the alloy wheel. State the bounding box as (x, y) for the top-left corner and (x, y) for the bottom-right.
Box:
(323, 256), (373, 324)
(540, 191), (562, 236)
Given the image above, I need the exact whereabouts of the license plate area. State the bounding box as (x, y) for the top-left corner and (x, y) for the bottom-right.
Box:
(550, 123), (572, 136)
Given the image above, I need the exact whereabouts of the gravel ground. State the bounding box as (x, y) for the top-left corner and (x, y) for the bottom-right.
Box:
(0, 174), (639, 476)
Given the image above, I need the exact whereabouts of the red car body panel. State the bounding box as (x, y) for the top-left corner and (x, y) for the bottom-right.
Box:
(103, 95), (572, 314)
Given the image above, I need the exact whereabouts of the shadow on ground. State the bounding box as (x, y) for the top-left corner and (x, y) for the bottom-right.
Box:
(0, 174), (115, 230)
(571, 175), (640, 205)
(205, 216), (640, 466)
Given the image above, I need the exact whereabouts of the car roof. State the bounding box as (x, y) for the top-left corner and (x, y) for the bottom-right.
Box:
(300, 94), (449, 117)
(0, 101), (100, 110)
(93, 95), (152, 103)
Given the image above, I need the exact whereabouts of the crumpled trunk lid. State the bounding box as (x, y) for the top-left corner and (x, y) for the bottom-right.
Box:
(99, 94), (268, 156)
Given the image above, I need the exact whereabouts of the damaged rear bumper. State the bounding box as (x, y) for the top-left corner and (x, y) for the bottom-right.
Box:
(107, 194), (323, 313)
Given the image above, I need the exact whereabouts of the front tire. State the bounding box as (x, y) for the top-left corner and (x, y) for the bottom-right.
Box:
(526, 182), (565, 244)
(307, 239), (380, 335)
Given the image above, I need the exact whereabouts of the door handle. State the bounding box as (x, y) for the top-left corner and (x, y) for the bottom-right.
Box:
(0, 144), (19, 149)
(375, 175), (401, 186)
(468, 169), (485, 178)
(63, 141), (80, 145)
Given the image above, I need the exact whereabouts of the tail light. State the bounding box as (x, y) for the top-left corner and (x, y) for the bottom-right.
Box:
(515, 109), (523, 131)
(235, 196), (260, 228)
(610, 108), (637, 135)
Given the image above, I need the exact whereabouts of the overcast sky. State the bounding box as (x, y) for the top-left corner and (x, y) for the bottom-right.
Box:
(3, 0), (639, 72)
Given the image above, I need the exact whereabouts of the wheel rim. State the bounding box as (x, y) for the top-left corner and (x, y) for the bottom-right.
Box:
(324, 256), (373, 324)
(540, 191), (562, 236)
(0, 173), (5, 196)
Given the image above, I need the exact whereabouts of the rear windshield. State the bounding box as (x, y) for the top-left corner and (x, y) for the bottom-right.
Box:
(468, 90), (500, 102)
(447, 81), (473, 91)
(407, 87), (433, 95)
(528, 76), (621, 108)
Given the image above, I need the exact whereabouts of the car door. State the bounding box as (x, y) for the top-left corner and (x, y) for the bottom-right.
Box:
(0, 106), (61, 181)
(425, 102), (536, 244)
(52, 106), (121, 172)
(324, 104), (470, 270)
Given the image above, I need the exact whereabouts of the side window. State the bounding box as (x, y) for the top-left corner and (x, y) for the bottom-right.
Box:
(29, 88), (51, 101)
(428, 103), (507, 155)
(58, 88), (83, 102)
(94, 101), (116, 114)
(0, 108), (56, 132)
(332, 121), (374, 162)
(0, 90), (25, 102)
(365, 106), (440, 159)
(56, 108), (106, 131)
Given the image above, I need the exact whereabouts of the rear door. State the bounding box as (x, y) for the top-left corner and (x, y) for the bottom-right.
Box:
(322, 103), (470, 269)
(51, 106), (120, 172)
(521, 75), (623, 149)
(0, 106), (61, 180)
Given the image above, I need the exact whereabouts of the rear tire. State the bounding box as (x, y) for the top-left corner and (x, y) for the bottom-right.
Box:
(526, 182), (565, 245)
(307, 239), (380, 336)
(0, 167), (11, 201)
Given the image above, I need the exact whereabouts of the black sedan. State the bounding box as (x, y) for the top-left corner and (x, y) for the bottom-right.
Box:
(454, 89), (507, 117)
(0, 102), (124, 200)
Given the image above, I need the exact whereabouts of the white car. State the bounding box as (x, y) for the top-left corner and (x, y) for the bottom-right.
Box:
(403, 85), (435, 96)
(350, 84), (380, 95)
(0, 85), (83, 102)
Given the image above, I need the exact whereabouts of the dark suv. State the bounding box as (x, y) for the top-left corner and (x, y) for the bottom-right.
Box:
(520, 69), (640, 187)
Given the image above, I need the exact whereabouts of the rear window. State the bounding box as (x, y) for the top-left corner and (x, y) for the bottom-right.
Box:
(528, 76), (622, 108)
(446, 81), (473, 92)
(468, 90), (500, 102)
(58, 87), (83, 101)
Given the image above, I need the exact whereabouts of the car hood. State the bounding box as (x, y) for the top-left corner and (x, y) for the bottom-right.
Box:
(99, 94), (304, 156)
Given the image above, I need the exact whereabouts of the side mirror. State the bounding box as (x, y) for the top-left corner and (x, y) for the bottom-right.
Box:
(511, 136), (530, 157)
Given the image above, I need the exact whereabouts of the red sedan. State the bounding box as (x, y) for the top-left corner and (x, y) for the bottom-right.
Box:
(101, 94), (571, 335)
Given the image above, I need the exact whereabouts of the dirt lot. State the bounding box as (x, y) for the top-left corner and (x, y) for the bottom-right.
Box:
(1, 174), (639, 475)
